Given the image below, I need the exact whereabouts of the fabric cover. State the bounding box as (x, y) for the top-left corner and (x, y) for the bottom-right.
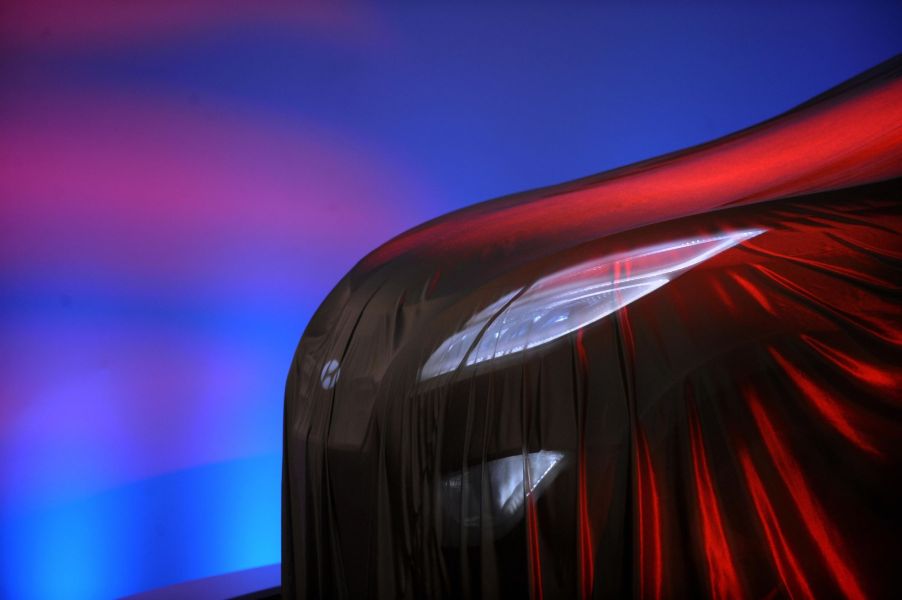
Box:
(283, 56), (902, 599)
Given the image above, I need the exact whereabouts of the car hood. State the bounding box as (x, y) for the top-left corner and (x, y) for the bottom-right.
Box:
(355, 55), (902, 285)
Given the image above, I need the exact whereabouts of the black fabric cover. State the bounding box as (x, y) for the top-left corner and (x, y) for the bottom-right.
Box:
(282, 57), (902, 599)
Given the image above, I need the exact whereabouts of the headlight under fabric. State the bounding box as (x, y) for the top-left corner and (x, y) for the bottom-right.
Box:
(421, 229), (763, 380)
(440, 450), (566, 545)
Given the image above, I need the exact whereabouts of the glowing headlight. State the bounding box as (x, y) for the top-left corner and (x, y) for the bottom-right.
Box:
(440, 450), (566, 544)
(421, 229), (763, 380)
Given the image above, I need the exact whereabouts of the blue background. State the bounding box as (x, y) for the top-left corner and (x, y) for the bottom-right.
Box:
(2, 2), (900, 598)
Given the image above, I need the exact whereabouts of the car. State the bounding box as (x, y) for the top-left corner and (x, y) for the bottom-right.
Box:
(282, 55), (901, 598)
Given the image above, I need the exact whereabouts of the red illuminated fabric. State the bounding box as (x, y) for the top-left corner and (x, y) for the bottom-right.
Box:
(283, 56), (902, 598)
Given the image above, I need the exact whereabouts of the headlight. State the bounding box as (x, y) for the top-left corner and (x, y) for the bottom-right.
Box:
(440, 450), (566, 544)
(421, 229), (763, 380)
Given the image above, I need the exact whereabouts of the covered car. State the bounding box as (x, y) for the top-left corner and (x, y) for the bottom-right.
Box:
(283, 56), (902, 598)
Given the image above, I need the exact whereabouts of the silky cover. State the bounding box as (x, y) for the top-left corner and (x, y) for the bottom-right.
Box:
(283, 57), (902, 599)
